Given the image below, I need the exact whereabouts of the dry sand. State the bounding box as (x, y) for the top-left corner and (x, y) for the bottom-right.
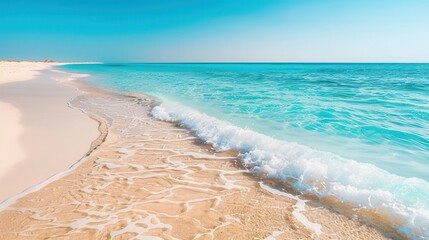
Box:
(0, 62), (99, 201)
(0, 66), (398, 239)
(0, 61), (53, 85)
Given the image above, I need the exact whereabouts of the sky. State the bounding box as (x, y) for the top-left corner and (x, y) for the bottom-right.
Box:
(1, 0), (428, 62)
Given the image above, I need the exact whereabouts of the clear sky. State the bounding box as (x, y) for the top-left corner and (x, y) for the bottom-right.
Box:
(1, 0), (428, 62)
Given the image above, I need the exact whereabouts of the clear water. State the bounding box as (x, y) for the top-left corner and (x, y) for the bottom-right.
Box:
(60, 63), (429, 238)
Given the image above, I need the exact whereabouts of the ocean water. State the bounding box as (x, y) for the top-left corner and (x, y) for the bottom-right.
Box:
(60, 63), (429, 238)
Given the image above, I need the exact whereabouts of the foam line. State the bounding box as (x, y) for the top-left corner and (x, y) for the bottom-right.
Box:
(151, 101), (429, 239)
(259, 182), (322, 236)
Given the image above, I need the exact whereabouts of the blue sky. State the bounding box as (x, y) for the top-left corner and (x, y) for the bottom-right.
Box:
(1, 0), (428, 62)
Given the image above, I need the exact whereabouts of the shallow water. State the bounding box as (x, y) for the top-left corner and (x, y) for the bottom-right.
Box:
(60, 63), (429, 238)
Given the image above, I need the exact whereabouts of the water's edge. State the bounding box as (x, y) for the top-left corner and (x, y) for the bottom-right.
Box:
(66, 68), (406, 239)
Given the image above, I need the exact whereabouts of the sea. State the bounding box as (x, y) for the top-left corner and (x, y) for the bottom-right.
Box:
(60, 63), (429, 239)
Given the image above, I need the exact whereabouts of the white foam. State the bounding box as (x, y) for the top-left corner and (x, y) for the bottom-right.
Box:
(264, 231), (283, 240)
(49, 68), (91, 81)
(68, 73), (91, 81)
(259, 182), (322, 236)
(151, 101), (429, 239)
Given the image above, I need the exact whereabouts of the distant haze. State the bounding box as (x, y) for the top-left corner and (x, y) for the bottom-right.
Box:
(1, 0), (428, 62)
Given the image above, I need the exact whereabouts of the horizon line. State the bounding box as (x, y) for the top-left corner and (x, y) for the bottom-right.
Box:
(3, 59), (429, 64)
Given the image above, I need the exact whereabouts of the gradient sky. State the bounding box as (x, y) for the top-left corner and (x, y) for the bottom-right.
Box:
(1, 0), (428, 62)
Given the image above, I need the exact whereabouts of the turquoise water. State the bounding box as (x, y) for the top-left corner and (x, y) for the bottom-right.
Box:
(61, 63), (429, 238)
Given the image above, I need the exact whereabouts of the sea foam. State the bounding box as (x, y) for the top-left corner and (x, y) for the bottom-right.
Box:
(49, 68), (91, 81)
(66, 73), (91, 81)
(151, 101), (429, 239)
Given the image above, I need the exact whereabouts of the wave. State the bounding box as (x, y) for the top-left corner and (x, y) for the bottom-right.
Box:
(68, 73), (91, 80)
(49, 68), (91, 81)
(151, 100), (429, 239)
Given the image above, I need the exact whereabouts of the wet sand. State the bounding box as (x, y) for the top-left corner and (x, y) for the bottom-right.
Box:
(0, 67), (396, 239)
(0, 62), (99, 201)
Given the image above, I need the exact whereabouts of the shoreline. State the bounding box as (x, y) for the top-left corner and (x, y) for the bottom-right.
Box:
(68, 70), (407, 239)
(71, 74), (406, 239)
(0, 64), (400, 239)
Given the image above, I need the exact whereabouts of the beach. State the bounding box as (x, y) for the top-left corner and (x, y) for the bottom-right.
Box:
(0, 62), (399, 239)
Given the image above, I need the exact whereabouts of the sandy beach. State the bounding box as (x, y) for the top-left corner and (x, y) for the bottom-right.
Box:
(0, 63), (400, 239)
(0, 61), (99, 201)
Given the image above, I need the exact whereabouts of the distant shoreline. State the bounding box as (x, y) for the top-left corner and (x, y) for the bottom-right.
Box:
(2, 60), (428, 64)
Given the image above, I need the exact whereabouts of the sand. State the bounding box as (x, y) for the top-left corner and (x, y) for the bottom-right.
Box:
(0, 62), (99, 201)
(0, 65), (400, 239)
(0, 102), (25, 178)
(0, 61), (52, 85)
